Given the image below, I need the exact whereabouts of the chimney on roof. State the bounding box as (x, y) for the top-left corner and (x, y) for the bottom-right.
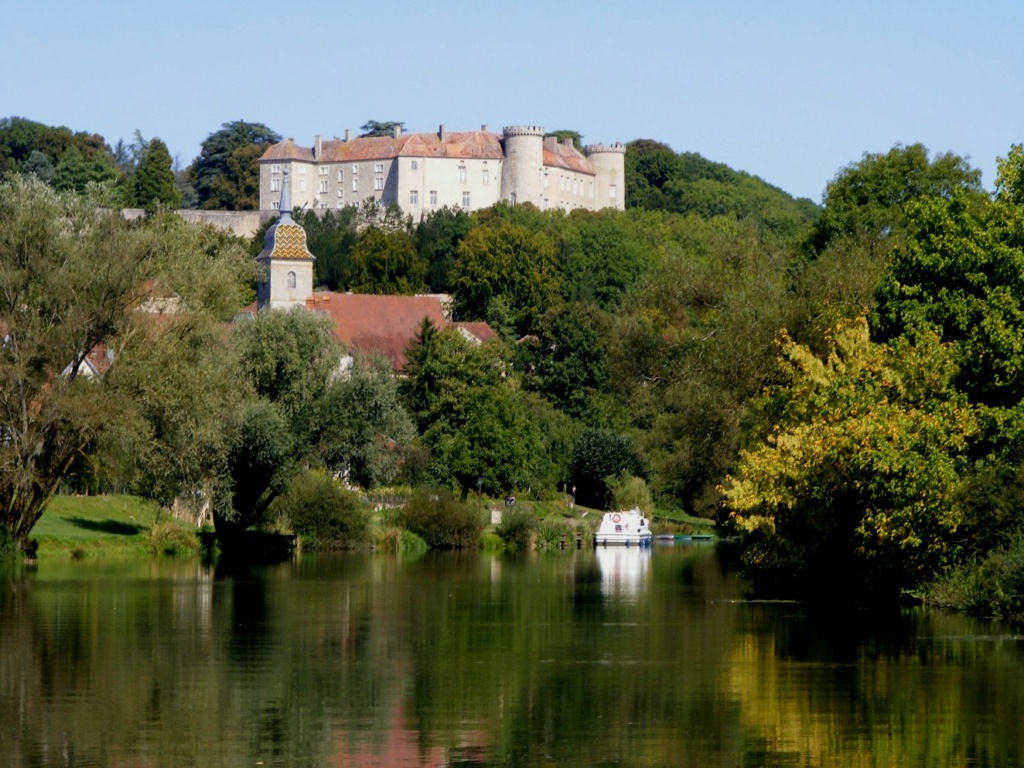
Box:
(439, 124), (446, 142)
(392, 124), (401, 139)
(543, 135), (557, 151)
(345, 129), (351, 142)
(481, 124), (488, 132)
(563, 137), (573, 148)
(314, 134), (322, 160)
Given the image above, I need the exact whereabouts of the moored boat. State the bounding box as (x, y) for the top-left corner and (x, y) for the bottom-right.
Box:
(593, 508), (652, 547)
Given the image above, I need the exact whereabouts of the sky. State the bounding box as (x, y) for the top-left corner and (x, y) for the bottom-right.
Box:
(2, 1), (1022, 203)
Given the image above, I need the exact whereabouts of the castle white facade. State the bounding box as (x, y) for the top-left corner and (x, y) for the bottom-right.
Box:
(258, 125), (625, 217)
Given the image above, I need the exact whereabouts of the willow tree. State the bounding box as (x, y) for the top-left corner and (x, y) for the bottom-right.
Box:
(0, 176), (251, 552)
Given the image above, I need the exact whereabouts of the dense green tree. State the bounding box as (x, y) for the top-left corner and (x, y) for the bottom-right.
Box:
(189, 120), (280, 210)
(359, 120), (404, 138)
(0, 177), (251, 552)
(21, 150), (55, 184)
(294, 207), (359, 290)
(557, 209), (655, 306)
(416, 205), (472, 292)
(401, 323), (543, 493)
(132, 138), (181, 212)
(350, 226), (426, 294)
(524, 302), (612, 418)
(232, 308), (343, 451)
(317, 354), (416, 488)
(806, 143), (984, 256)
(217, 398), (295, 536)
(452, 221), (561, 335)
(568, 428), (645, 510)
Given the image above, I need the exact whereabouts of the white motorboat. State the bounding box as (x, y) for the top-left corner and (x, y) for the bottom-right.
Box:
(593, 508), (652, 547)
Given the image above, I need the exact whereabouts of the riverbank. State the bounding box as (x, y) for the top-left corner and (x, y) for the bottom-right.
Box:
(23, 494), (716, 560)
(30, 495), (196, 558)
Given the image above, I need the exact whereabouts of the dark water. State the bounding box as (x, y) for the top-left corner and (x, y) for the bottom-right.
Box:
(2, 545), (1023, 767)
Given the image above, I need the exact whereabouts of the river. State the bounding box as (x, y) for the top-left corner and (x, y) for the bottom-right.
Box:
(1, 544), (1022, 767)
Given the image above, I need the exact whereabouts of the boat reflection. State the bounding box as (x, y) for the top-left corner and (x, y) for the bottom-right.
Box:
(595, 545), (651, 599)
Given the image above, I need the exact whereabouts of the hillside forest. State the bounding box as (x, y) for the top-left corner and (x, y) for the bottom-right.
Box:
(3, 115), (1024, 617)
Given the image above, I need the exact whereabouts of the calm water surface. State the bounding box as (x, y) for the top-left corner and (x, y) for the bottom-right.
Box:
(2, 545), (1023, 767)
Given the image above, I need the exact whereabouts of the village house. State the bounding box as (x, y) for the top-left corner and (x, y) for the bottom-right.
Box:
(258, 124), (626, 217)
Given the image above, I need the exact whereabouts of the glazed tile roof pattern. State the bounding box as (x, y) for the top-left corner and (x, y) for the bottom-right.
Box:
(543, 142), (594, 175)
(258, 223), (314, 261)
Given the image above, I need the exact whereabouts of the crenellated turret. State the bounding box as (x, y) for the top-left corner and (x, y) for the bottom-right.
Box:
(585, 142), (626, 211)
(501, 126), (545, 207)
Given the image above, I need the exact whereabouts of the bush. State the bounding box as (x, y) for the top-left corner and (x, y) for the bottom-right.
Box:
(148, 521), (201, 556)
(495, 507), (536, 552)
(536, 517), (581, 551)
(609, 473), (653, 514)
(398, 489), (482, 549)
(272, 470), (368, 548)
(372, 525), (428, 555)
(926, 534), (1024, 621)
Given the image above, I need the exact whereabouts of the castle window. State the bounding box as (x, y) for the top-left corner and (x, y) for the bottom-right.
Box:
(352, 164), (359, 173)
(482, 170), (489, 185)
(299, 178), (307, 192)
(543, 174), (549, 189)
(609, 185), (617, 199)
(352, 178), (359, 192)
(319, 180), (328, 193)
(272, 200), (280, 210)
(337, 169), (344, 182)
(509, 192), (517, 205)
(337, 199), (345, 208)
(338, 188), (344, 198)
(462, 191), (471, 210)
(271, 164), (281, 174)
(319, 166), (329, 176)
(429, 190), (438, 205)
(411, 160), (418, 170)
(459, 166), (467, 183)
(270, 178), (280, 192)
(374, 177), (384, 191)
(287, 271), (296, 289)
(410, 190), (419, 205)
(374, 163), (384, 173)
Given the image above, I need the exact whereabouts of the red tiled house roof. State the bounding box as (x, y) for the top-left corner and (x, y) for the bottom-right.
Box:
(306, 292), (449, 370)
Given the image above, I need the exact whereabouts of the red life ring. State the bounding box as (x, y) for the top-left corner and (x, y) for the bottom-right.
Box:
(611, 513), (621, 523)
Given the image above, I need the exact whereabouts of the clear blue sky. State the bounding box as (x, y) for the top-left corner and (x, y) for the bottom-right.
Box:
(2, 1), (1021, 203)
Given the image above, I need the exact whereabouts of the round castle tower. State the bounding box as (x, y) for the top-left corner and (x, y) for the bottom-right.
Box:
(584, 143), (627, 211)
(501, 126), (545, 207)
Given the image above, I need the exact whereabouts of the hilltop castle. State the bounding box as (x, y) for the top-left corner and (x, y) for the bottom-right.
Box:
(258, 125), (625, 216)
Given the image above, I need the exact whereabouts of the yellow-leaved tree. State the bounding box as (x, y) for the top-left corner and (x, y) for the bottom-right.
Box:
(724, 316), (977, 598)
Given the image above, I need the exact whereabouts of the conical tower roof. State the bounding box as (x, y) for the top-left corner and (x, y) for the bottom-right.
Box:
(257, 170), (315, 263)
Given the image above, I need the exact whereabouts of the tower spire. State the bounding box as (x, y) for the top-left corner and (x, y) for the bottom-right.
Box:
(279, 169), (293, 222)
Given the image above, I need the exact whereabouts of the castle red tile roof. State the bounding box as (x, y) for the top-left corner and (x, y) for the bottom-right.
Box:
(543, 142), (594, 175)
(260, 138), (314, 162)
(260, 130), (595, 168)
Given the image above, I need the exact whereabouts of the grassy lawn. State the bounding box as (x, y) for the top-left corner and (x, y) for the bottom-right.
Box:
(32, 494), (185, 557)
